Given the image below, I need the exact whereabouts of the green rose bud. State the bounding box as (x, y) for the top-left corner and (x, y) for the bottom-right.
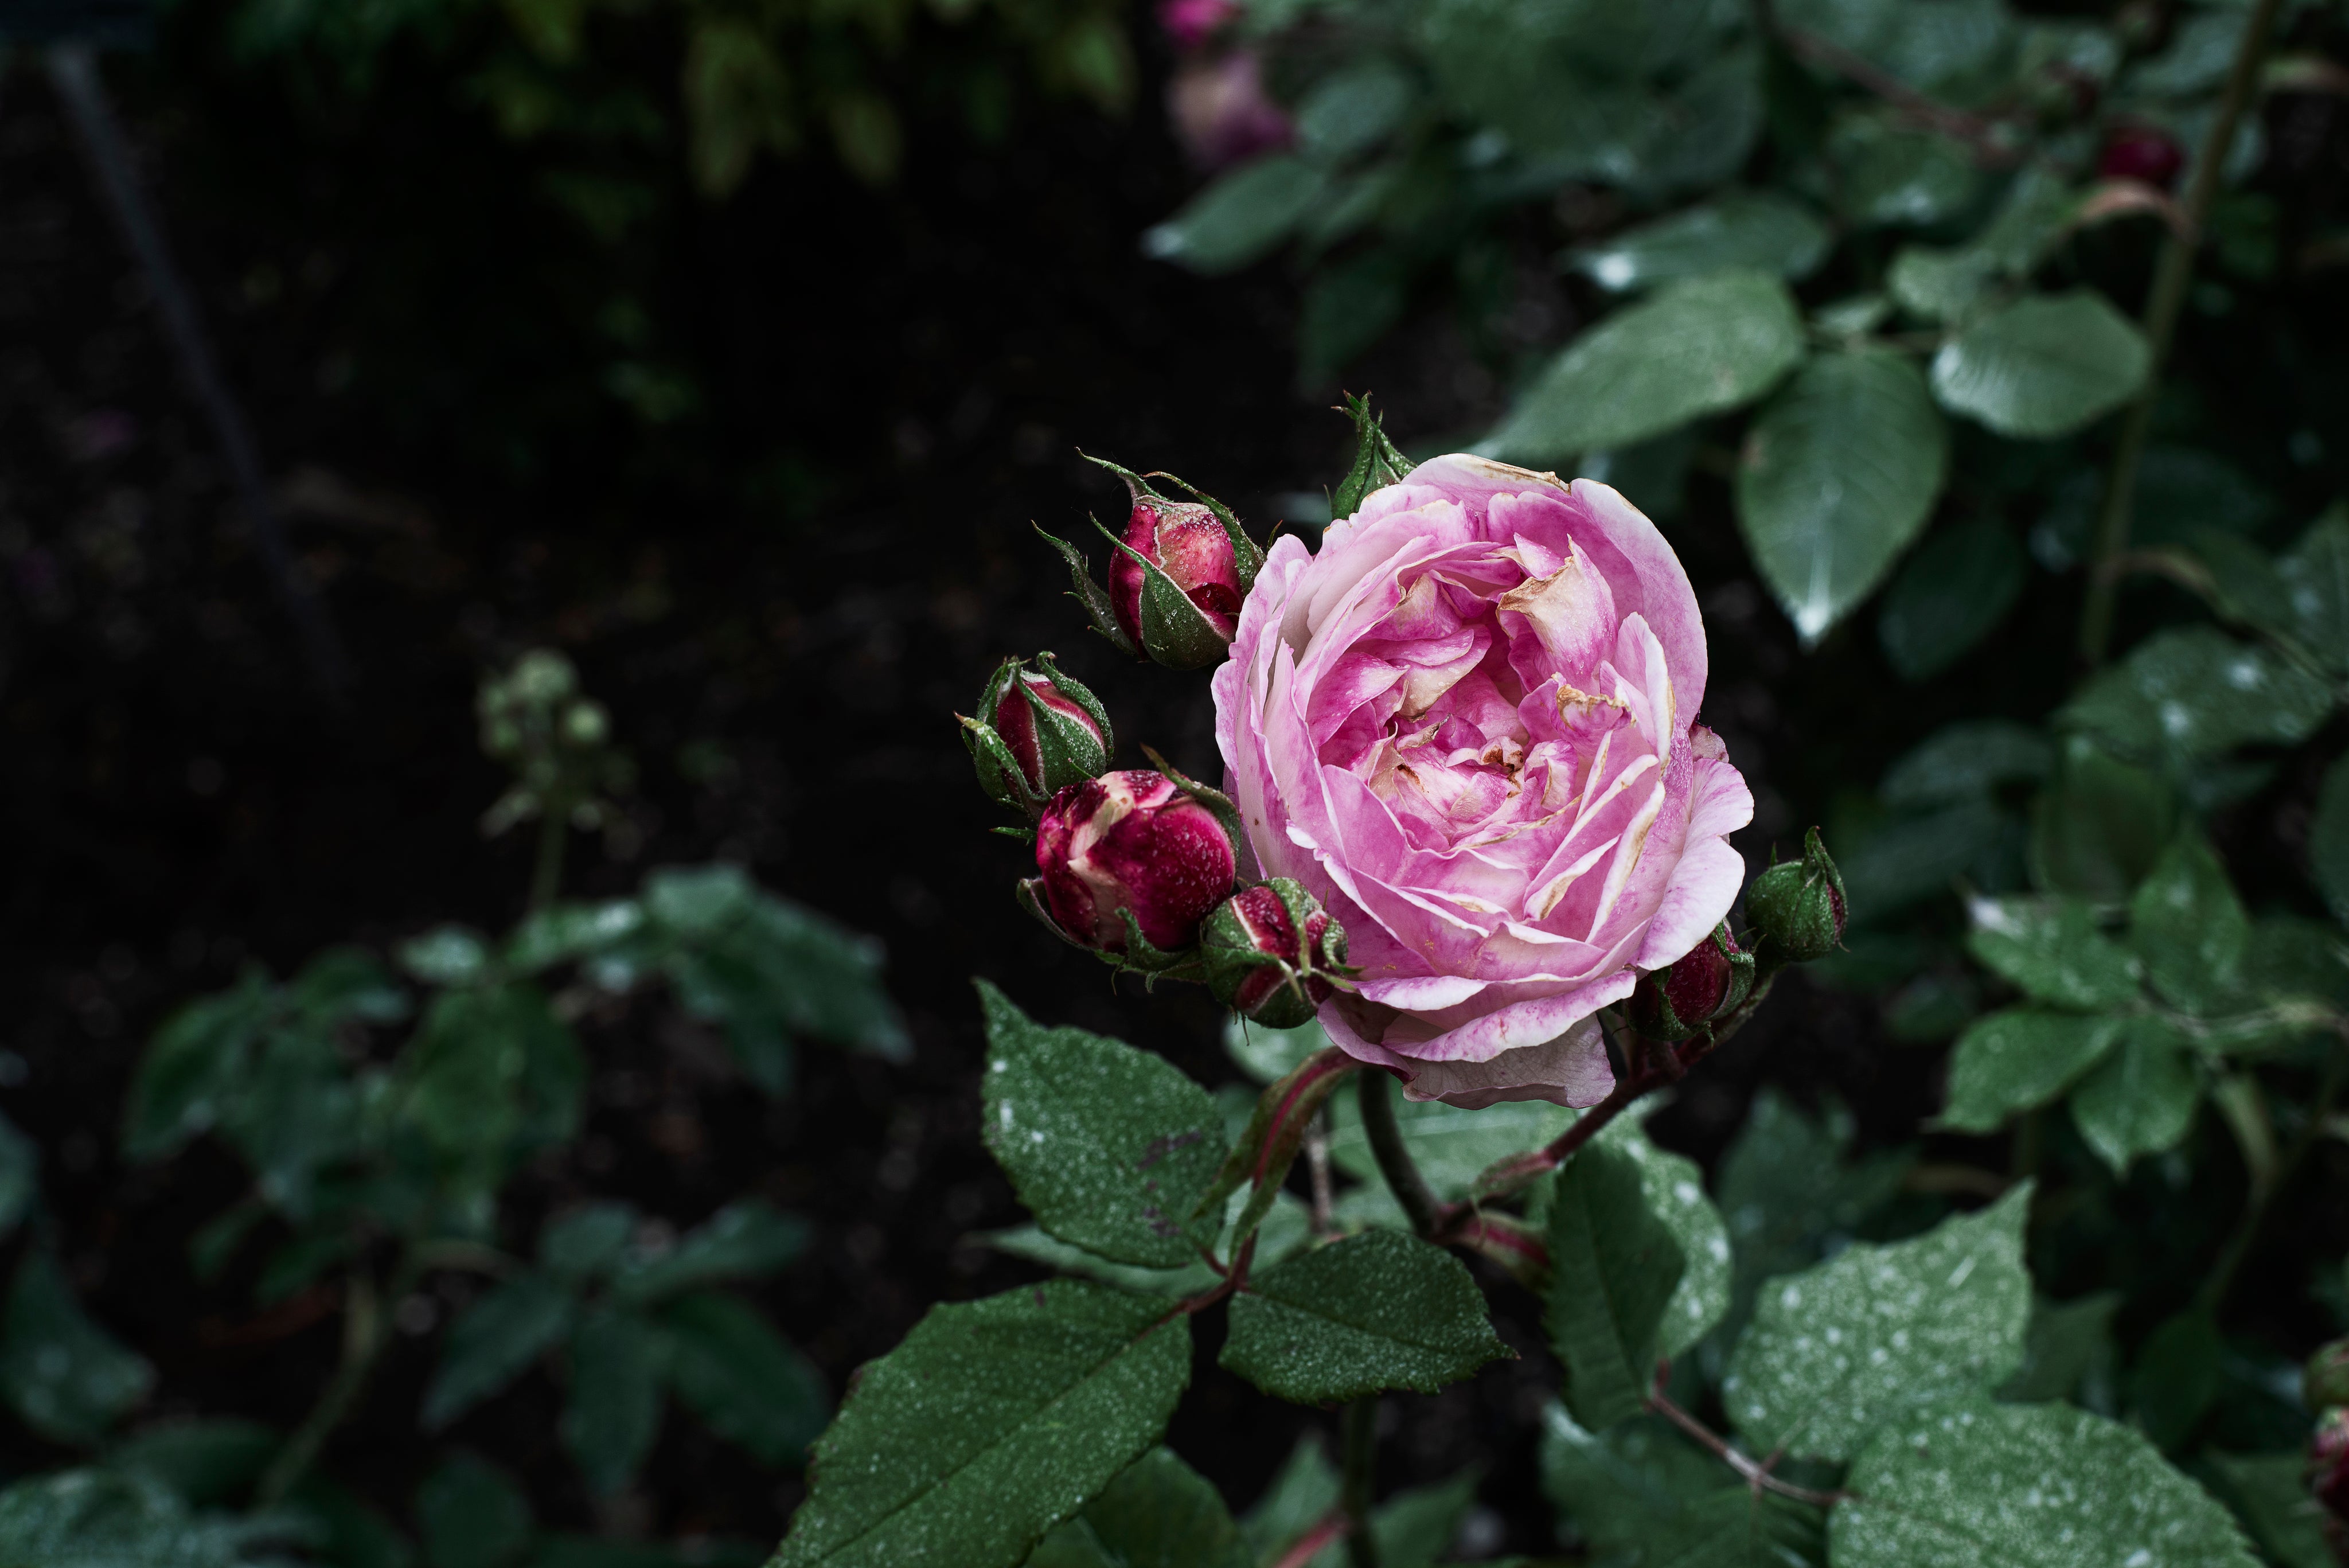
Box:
(1746, 826), (1846, 964)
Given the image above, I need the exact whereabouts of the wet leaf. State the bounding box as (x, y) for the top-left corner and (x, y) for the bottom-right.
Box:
(424, 1273), (576, 1430)
(659, 1292), (826, 1466)
(2129, 834), (2249, 1015)
(1567, 189), (1831, 292)
(1930, 291), (2151, 439)
(1939, 1009), (2123, 1134)
(1546, 1142), (1685, 1430)
(561, 1305), (666, 1496)
(0, 1251), (154, 1445)
(1965, 896), (2141, 1010)
(2067, 1017), (2200, 1174)
(1222, 1230), (1512, 1403)
(2061, 627), (2332, 767)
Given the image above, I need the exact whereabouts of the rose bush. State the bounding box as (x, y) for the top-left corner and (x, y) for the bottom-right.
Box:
(1213, 455), (1751, 1107)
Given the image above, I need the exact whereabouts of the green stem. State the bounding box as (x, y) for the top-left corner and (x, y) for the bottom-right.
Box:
(2079, 0), (2287, 664)
(1342, 1397), (1382, 1568)
(1356, 1068), (1441, 1239)
(2198, 1044), (2344, 1314)
(529, 808), (568, 911)
(256, 1269), (383, 1506)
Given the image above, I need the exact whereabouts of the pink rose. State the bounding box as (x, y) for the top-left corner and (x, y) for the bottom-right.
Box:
(1032, 770), (1236, 953)
(1211, 455), (1753, 1109)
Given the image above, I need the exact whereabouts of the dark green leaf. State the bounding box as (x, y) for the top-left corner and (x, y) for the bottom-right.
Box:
(123, 971), (273, 1163)
(1724, 1187), (2031, 1461)
(1237, 1434), (1339, 1567)
(398, 983), (585, 1199)
(980, 1224), (1219, 1298)
(1546, 1144), (1686, 1429)
(2067, 1016), (2201, 1173)
(1486, 271), (1804, 465)
(419, 1452), (534, 1568)
(2129, 834), (2250, 1014)
(2131, 1308), (2221, 1453)
(2308, 754), (2349, 928)
(2282, 505), (2349, 674)
(0, 1469), (282, 1568)
(1938, 1009), (2124, 1134)
(0, 1109), (38, 1237)
(1222, 1017), (1328, 1086)
(612, 1200), (809, 1305)
(399, 927), (492, 987)
(0, 1251), (154, 1445)
(1326, 1086), (1572, 1202)
(1736, 346), (1950, 643)
(774, 1280), (1192, 1568)
(1141, 157), (1326, 275)
(1295, 64), (1415, 161)
(504, 899), (646, 975)
(1966, 896), (2141, 1010)
(561, 1306), (666, 1497)
(658, 1291), (826, 1466)
(978, 982), (1227, 1269)
(1830, 1398), (2258, 1568)
(1930, 291), (2152, 439)
(1830, 112), (1983, 227)
(2062, 627), (2332, 767)
(1222, 1230), (1512, 1403)
(1027, 1448), (1247, 1568)
(1997, 1292), (2119, 1403)
(2028, 738), (2177, 900)
(424, 1273), (576, 1430)
(1880, 723), (2051, 811)
(1878, 517), (2027, 680)
(1567, 190), (1831, 292)
(2202, 1450), (2338, 1568)
(1362, 1469), (1480, 1568)
(1540, 1405), (1823, 1568)
(1837, 797), (2011, 920)
(1715, 1090), (1913, 1331)
(1598, 1114), (1731, 1359)
(105, 1417), (277, 1507)
(283, 1475), (417, 1568)
(539, 1202), (637, 1283)
(1298, 255), (1407, 381)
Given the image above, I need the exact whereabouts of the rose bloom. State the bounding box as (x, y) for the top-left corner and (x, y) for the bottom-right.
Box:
(1212, 456), (1751, 1107)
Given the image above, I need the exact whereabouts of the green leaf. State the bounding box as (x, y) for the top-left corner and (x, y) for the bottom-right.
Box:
(0, 1109), (39, 1238)
(1830, 113), (1983, 227)
(1881, 721), (2051, 811)
(2281, 505), (2349, 674)
(1567, 190), (1831, 292)
(1997, 1291), (2119, 1403)
(1938, 1009), (2123, 1134)
(1829, 1398), (2258, 1568)
(2129, 834), (2250, 1014)
(1222, 1016), (1329, 1086)
(1545, 1144), (1686, 1430)
(1597, 1113), (1731, 1359)
(1141, 157), (1326, 275)
(978, 983), (1227, 1269)
(2068, 1017), (2200, 1174)
(2202, 1450), (2338, 1568)
(424, 1273), (576, 1430)
(504, 899), (646, 975)
(1237, 1434), (1339, 1567)
(419, 1452), (534, 1568)
(1298, 254), (1409, 381)
(1025, 1448), (1247, 1568)
(399, 926), (493, 987)
(106, 1417), (278, 1507)
(1485, 271), (1803, 465)
(1837, 796), (2012, 922)
(775, 1281), (1191, 1568)
(1361, 1469), (1481, 1568)
(1735, 346), (1949, 643)
(2315, 755), (2349, 928)
(1723, 1187), (2032, 1461)
(1715, 1089), (1912, 1328)
(659, 1291), (826, 1466)
(0, 1469), (283, 1568)
(1930, 291), (2152, 439)
(1540, 1405), (1823, 1568)
(2028, 739), (2178, 901)
(539, 1202), (637, 1283)
(123, 970), (273, 1163)
(398, 982), (585, 1200)
(611, 1199), (809, 1305)
(1295, 64), (1415, 161)
(2062, 627), (2334, 768)
(1877, 517), (2027, 681)
(1326, 1086), (1573, 1202)
(1221, 1229), (1512, 1403)
(561, 1305), (666, 1497)
(0, 1251), (154, 1445)
(985, 1192), (1312, 1298)
(2130, 1308), (2221, 1453)
(1965, 896), (2141, 1009)
(283, 1475), (416, 1568)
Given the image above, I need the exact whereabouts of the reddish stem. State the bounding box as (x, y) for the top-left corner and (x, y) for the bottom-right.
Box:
(1645, 1376), (1848, 1510)
(1269, 1509), (1351, 1568)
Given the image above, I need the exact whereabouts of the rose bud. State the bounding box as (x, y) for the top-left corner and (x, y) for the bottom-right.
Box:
(1026, 769), (1236, 955)
(1629, 922), (1754, 1042)
(2309, 1338), (2349, 1413)
(2098, 124), (2185, 190)
(1158, 0), (1237, 50)
(2313, 1409), (2349, 1527)
(1746, 827), (1847, 964)
(1037, 458), (1263, 672)
(1203, 879), (1351, 1028)
(959, 653), (1113, 817)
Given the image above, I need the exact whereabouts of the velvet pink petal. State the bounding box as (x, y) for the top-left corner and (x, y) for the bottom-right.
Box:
(1394, 1017), (1616, 1109)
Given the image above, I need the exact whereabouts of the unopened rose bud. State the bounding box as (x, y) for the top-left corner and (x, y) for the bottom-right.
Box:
(1746, 827), (1847, 964)
(1110, 493), (1244, 664)
(2312, 1409), (2349, 1528)
(2309, 1338), (2349, 1413)
(1629, 922), (1754, 1041)
(960, 654), (1113, 817)
(1027, 769), (1235, 954)
(1203, 879), (1349, 1028)
(2098, 124), (2185, 190)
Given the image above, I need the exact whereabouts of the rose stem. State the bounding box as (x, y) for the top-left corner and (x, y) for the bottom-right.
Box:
(1645, 1380), (1846, 1509)
(2198, 1035), (2346, 1313)
(2079, 0), (2287, 664)
(1306, 1104), (1336, 1237)
(1341, 1397), (1383, 1568)
(1356, 1067), (1442, 1239)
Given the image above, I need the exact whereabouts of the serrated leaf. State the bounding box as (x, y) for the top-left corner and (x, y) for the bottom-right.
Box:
(984, 1193), (1312, 1298)
(2202, 1450), (2337, 1568)
(658, 1292), (826, 1466)
(2061, 627), (2333, 767)
(2312, 755), (2349, 928)
(561, 1306), (666, 1496)
(1568, 190), (1831, 292)
(1965, 896), (2141, 1010)
(419, 1452), (533, 1568)
(1930, 291), (2151, 439)
(1221, 1230), (1512, 1403)
(1877, 517), (2026, 680)
(2129, 834), (2250, 1014)
(1736, 346), (1950, 643)
(2067, 1017), (2200, 1174)
(1485, 271), (1803, 465)
(1830, 1398), (2258, 1568)
(2282, 505), (2349, 675)
(1598, 1114), (1731, 1359)
(0, 1251), (154, 1445)
(1546, 1144), (1686, 1429)
(1540, 1405), (1823, 1568)
(424, 1272), (576, 1429)
(1938, 1009), (2123, 1134)
(979, 984), (1227, 1269)
(1141, 157), (1326, 275)
(774, 1280), (1191, 1568)
(1724, 1187), (2031, 1461)
(611, 1200), (809, 1305)
(1715, 1090), (1913, 1332)
(2028, 738), (2178, 901)
(1025, 1448), (1247, 1568)
(1996, 1291), (2119, 1404)
(1326, 1086), (1574, 1202)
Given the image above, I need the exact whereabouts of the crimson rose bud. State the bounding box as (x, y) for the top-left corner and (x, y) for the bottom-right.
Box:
(1111, 494), (1244, 664)
(1203, 879), (1349, 1028)
(1630, 922), (1754, 1041)
(2313, 1409), (2349, 1530)
(1746, 827), (1847, 964)
(960, 653), (1111, 817)
(1031, 769), (1236, 952)
(2098, 124), (2185, 190)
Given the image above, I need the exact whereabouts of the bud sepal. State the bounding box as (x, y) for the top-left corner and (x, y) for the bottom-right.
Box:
(1033, 454), (1261, 670)
(959, 653), (1113, 818)
(1330, 392), (1415, 518)
(1746, 826), (1848, 966)
(1628, 922), (1754, 1042)
(1202, 878), (1355, 1028)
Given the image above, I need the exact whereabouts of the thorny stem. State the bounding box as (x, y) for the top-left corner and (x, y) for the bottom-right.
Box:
(529, 808), (569, 911)
(2079, 0), (2288, 664)
(1342, 1397), (1382, 1568)
(2199, 1039), (2346, 1313)
(1357, 1067), (1443, 1239)
(1769, 19), (2020, 165)
(1646, 1380), (1848, 1510)
(257, 1269), (383, 1506)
